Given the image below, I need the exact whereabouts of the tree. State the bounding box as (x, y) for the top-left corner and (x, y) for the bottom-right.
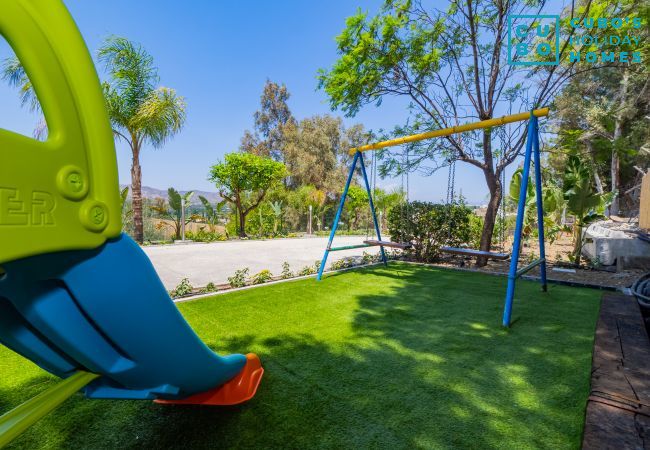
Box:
(119, 186), (133, 232)
(508, 167), (565, 242)
(345, 185), (369, 231)
(150, 188), (193, 240)
(563, 156), (613, 265)
(552, 0), (649, 215)
(209, 153), (287, 238)
(318, 0), (595, 265)
(287, 185), (330, 232)
(240, 80), (295, 161)
(306, 187), (328, 232)
(553, 70), (649, 215)
(98, 36), (186, 243)
(199, 195), (229, 234)
(283, 115), (360, 193)
(268, 200), (285, 234)
(373, 187), (405, 230)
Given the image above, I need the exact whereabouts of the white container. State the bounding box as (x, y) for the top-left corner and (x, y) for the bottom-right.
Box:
(582, 221), (650, 265)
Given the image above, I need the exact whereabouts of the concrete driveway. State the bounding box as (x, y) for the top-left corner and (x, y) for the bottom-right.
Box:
(143, 236), (382, 289)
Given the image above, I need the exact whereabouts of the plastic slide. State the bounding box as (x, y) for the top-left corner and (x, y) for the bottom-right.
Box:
(0, 0), (262, 407)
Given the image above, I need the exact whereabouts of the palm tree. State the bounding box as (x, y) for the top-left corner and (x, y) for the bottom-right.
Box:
(269, 200), (284, 234)
(199, 196), (229, 234)
(150, 188), (194, 240)
(98, 36), (186, 243)
(563, 156), (613, 265)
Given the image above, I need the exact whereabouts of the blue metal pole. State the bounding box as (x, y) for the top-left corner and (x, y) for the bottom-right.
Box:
(317, 152), (360, 280)
(531, 117), (547, 292)
(358, 152), (388, 265)
(502, 113), (536, 327)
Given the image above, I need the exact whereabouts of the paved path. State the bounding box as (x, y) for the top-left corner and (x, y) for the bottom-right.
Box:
(143, 236), (382, 289)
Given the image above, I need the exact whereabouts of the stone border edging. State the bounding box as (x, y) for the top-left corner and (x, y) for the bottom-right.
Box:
(172, 262), (385, 303)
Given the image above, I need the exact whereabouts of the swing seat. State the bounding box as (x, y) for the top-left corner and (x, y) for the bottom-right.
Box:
(440, 246), (510, 260)
(363, 240), (412, 250)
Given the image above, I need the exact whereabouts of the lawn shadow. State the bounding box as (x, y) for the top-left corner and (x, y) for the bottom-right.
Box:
(5, 263), (598, 449)
(345, 263), (599, 448)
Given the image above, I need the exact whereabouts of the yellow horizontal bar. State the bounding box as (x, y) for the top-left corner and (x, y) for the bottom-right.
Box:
(349, 108), (549, 155)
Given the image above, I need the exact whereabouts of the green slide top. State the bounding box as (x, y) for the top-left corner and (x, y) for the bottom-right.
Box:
(0, 0), (121, 265)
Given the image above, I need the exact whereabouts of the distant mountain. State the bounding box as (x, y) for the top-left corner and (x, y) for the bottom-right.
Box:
(119, 185), (222, 206)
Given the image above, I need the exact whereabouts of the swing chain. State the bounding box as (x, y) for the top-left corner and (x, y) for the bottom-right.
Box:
(446, 157), (456, 205)
(400, 146), (410, 227)
(405, 149), (410, 203)
(500, 165), (506, 247)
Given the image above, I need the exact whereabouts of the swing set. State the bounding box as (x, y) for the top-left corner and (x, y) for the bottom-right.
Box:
(318, 108), (549, 328)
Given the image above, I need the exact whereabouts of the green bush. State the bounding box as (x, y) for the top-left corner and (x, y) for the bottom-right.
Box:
(185, 229), (226, 242)
(251, 269), (273, 284)
(330, 257), (355, 270)
(362, 251), (375, 264)
(385, 249), (403, 260)
(468, 214), (484, 249)
(169, 278), (193, 298)
(199, 282), (218, 294)
(387, 202), (474, 262)
(298, 265), (317, 276)
(281, 262), (293, 279)
(228, 268), (249, 288)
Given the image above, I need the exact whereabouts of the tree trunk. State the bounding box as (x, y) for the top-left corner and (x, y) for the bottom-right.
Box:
(174, 216), (181, 240)
(585, 140), (604, 194)
(238, 208), (247, 238)
(610, 69), (629, 216)
(610, 139), (621, 215)
(594, 170), (604, 194)
(131, 146), (144, 243)
(476, 127), (500, 267)
(573, 224), (583, 266)
(476, 171), (501, 267)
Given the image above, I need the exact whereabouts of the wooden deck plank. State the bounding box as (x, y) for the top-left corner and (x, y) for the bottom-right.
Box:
(582, 402), (650, 450)
(582, 293), (650, 449)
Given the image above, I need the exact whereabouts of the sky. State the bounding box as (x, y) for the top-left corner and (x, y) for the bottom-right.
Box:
(0, 0), (559, 205)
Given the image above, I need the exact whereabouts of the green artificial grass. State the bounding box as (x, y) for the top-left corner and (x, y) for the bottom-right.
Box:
(1, 264), (601, 449)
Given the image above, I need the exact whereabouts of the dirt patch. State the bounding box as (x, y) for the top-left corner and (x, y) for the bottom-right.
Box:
(432, 231), (644, 290)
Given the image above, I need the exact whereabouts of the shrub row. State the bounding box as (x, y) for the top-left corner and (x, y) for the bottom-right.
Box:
(388, 201), (478, 262)
(168, 250), (402, 299)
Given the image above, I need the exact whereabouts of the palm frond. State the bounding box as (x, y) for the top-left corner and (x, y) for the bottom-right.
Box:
(199, 195), (215, 218)
(1, 55), (26, 86)
(33, 116), (48, 141)
(102, 81), (131, 132)
(1, 55), (41, 112)
(131, 87), (186, 147)
(98, 36), (159, 119)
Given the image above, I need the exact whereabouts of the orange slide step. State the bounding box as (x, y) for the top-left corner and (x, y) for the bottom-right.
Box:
(155, 353), (264, 406)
